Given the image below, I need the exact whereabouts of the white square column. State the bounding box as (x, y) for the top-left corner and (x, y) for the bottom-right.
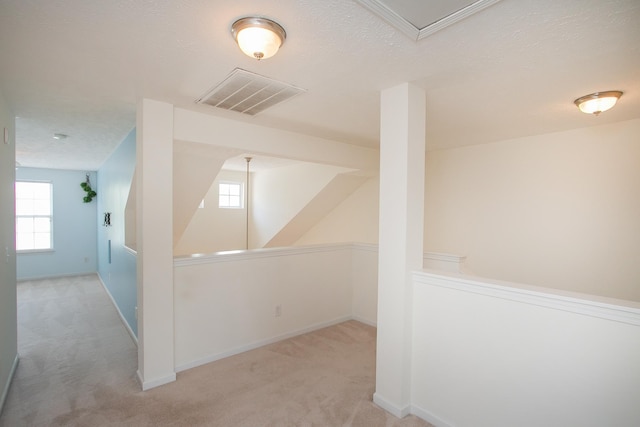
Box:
(136, 99), (176, 389)
(374, 83), (426, 416)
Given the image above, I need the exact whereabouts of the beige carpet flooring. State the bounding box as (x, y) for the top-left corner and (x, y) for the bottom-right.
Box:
(1, 275), (432, 427)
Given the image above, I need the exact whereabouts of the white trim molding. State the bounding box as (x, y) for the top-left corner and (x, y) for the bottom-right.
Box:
(416, 0), (502, 40)
(137, 370), (176, 391)
(423, 252), (466, 264)
(16, 271), (97, 282)
(351, 242), (378, 253)
(97, 273), (138, 346)
(174, 243), (468, 271)
(355, 0), (503, 41)
(410, 404), (455, 427)
(373, 392), (411, 419)
(175, 315), (352, 373)
(413, 269), (640, 326)
(0, 354), (19, 414)
(351, 315), (377, 327)
(174, 243), (353, 267)
(123, 245), (137, 257)
(423, 252), (466, 273)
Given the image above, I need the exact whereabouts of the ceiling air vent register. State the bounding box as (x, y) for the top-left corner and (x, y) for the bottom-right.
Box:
(196, 68), (306, 116)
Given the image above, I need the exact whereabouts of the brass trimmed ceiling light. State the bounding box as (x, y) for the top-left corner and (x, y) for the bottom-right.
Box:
(231, 17), (286, 60)
(574, 91), (623, 115)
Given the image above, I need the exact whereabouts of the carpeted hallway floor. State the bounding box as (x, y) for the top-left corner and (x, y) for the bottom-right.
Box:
(1, 275), (432, 427)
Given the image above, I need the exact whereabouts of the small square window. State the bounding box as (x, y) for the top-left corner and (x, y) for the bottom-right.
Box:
(218, 181), (243, 209)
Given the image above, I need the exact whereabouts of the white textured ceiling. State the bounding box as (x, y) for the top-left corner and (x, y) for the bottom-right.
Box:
(0, 0), (638, 171)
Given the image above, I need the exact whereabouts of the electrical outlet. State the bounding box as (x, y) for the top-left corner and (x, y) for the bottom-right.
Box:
(84, 257), (89, 263)
(275, 304), (282, 317)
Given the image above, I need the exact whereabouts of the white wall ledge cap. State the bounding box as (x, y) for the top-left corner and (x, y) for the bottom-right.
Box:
(123, 245), (137, 256)
(351, 242), (378, 252)
(414, 269), (640, 326)
(173, 243), (354, 267)
(174, 243), (464, 266)
(423, 252), (466, 262)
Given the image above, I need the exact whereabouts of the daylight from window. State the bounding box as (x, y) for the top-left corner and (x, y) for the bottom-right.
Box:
(219, 181), (243, 208)
(15, 181), (53, 251)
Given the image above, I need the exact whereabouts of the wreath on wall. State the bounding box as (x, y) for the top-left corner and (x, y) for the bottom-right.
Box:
(80, 174), (97, 203)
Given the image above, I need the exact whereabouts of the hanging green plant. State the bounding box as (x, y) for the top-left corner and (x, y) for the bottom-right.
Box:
(80, 174), (97, 203)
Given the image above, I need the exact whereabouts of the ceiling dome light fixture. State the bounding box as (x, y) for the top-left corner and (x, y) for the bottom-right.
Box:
(231, 17), (286, 60)
(574, 91), (623, 116)
(53, 133), (68, 140)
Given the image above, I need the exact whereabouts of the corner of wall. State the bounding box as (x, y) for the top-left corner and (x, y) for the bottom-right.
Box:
(0, 90), (17, 415)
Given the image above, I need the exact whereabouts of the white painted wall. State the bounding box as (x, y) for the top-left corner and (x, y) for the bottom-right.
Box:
(173, 107), (378, 173)
(133, 101), (380, 390)
(172, 106), (379, 253)
(173, 141), (234, 245)
(295, 176), (380, 246)
(351, 244), (379, 325)
(425, 118), (640, 301)
(0, 91), (17, 412)
(136, 99), (175, 389)
(375, 82), (426, 417)
(170, 239), (640, 427)
(411, 270), (640, 427)
(174, 170), (248, 255)
(250, 163), (354, 248)
(266, 173), (369, 247)
(295, 119), (640, 302)
(173, 245), (354, 371)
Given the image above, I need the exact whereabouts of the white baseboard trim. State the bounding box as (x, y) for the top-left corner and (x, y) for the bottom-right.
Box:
(0, 354), (19, 415)
(352, 315), (377, 327)
(97, 273), (138, 346)
(17, 271), (97, 282)
(137, 370), (176, 391)
(175, 315), (353, 373)
(372, 392), (411, 418)
(410, 404), (455, 427)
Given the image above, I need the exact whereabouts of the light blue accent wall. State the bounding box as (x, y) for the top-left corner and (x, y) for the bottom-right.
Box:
(16, 168), (98, 280)
(97, 128), (137, 337)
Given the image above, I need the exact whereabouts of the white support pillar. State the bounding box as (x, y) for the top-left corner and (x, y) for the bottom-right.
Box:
(374, 83), (426, 417)
(136, 99), (176, 390)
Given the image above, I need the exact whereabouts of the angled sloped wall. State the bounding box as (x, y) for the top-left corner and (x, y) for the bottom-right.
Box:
(174, 169), (248, 255)
(173, 141), (241, 246)
(295, 176), (380, 246)
(265, 172), (369, 247)
(250, 163), (356, 249)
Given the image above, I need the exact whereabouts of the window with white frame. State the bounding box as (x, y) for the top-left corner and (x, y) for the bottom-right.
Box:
(218, 181), (243, 209)
(15, 181), (53, 251)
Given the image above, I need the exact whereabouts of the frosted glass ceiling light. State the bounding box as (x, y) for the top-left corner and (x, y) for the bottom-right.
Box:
(574, 91), (622, 116)
(231, 17), (286, 60)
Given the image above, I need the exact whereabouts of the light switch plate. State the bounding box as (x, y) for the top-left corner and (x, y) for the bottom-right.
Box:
(3, 127), (8, 145)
